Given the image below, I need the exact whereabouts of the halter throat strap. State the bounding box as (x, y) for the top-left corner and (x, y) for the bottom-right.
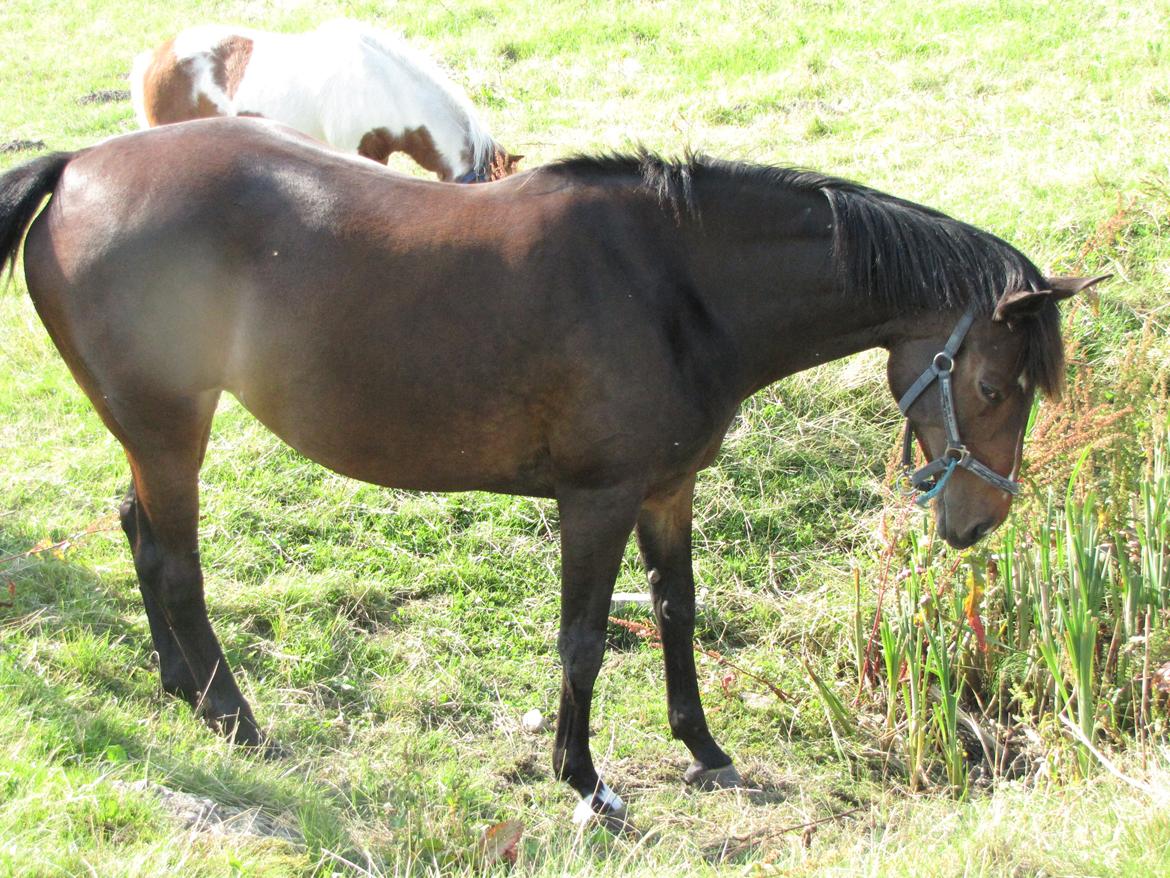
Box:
(897, 311), (1021, 507)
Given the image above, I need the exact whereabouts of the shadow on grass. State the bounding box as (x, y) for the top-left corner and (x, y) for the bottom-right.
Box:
(0, 529), (401, 860)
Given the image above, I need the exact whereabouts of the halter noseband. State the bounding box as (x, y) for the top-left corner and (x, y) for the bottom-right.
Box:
(455, 167), (489, 184)
(898, 311), (1021, 508)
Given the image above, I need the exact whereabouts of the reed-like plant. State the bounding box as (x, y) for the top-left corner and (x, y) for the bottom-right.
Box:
(856, 419), (1170, 794)
(924, 604), (967, 794)
(1060, 475), (1108, 745)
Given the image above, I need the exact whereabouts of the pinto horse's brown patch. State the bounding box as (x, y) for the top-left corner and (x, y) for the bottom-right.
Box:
(358, 125), (453, 179)
(212, 36), (253, 98)
(139, 36), (253, 126)
(140, 39), (220, 125)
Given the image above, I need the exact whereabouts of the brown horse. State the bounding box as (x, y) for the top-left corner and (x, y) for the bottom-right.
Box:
(0, 118), (1099, 827)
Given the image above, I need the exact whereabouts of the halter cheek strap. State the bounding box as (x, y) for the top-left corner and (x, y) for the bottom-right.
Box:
(897, 311), (1021, 508)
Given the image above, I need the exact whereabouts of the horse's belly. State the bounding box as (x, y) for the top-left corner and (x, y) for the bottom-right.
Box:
(230, 387), (556, 497)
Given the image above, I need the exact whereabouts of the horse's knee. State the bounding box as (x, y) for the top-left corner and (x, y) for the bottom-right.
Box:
(557, 627), (606, 686)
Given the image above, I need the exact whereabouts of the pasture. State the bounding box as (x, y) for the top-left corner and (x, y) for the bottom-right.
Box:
(1, 1), (1169, 875)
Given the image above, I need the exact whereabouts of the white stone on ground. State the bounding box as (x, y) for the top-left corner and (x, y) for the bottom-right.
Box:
(521, 708), (546, 733)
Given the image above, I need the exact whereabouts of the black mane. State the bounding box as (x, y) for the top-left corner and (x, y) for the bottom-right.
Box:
(546, 150), (1064, 397)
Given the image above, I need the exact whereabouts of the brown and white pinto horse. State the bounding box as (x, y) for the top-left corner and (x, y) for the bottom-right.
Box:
(0, 119), (1099, 829)
(130, 20), (521, 182)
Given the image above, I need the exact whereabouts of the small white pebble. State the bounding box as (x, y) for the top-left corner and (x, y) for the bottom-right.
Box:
(521, 708), (545, 733)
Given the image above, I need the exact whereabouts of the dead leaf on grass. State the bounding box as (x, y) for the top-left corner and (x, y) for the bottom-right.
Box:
(479, 819), (523, 866)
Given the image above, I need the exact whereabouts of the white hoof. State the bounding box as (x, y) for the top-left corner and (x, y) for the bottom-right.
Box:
(572, 782), (630, 831)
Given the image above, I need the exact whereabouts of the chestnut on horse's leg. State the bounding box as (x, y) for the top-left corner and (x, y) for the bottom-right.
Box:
(552, 483), (643, 828)
(636, 481), (742, 789)
(112, 391), (263, 748)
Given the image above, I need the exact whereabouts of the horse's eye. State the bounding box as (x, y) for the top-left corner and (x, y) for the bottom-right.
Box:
(979, 381), (1003, 403)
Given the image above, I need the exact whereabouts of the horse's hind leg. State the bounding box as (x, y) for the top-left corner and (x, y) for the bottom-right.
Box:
(117, 402), (219, 702)
(636, 480), (741, 789)
(119, 484), (197, 699)
(110, 390), (262, 747)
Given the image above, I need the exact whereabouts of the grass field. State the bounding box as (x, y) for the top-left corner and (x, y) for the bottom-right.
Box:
(2, 1), (1169, 875)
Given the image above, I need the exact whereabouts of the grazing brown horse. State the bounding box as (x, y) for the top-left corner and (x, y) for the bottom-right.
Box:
(0, 118), (1099, 827)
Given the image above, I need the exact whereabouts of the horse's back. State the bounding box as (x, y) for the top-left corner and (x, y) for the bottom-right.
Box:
(20, 122), (567, 490)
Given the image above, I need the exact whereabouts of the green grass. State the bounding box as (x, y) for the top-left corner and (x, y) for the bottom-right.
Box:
(2, 1), (1170, 875)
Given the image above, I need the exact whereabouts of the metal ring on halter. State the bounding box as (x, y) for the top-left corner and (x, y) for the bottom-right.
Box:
(932, 351), (954, 373)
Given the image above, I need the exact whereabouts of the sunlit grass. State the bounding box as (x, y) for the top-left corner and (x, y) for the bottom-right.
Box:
(1, 1), (1169, 875)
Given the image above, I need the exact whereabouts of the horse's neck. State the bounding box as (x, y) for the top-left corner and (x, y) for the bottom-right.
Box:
(338, 27), (486, 172)
(683, 189), (903, 398)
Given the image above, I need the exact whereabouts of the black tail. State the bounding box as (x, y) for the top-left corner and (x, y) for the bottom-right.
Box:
(0, 151), (75, 280)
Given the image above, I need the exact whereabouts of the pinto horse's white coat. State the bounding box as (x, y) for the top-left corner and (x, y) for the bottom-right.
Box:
(130, 20), (502, 181)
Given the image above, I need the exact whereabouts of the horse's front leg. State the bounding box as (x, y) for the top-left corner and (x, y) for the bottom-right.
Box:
(552, 483), (643, 829)
(636, 479), (742, 789)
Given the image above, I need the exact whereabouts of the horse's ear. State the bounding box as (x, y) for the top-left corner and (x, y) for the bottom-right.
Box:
(992, 274), (1109, 322)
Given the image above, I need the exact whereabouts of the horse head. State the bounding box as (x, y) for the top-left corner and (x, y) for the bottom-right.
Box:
(887, 275), (1106, 548)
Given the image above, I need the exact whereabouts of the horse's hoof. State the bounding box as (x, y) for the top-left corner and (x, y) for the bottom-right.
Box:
(684, 761), (744, 790)
(572, 783), (637, 835)
(223, 723), (287, 760)
(258, 738), (290, 761)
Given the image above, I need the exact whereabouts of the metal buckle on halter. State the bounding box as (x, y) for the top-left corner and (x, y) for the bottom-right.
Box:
(908, 467), (936, 493)
(932, 351), (954, 374)
(944, 444), (969, 466)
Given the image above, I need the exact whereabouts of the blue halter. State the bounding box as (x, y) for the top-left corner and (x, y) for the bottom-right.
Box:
(455, 167), (489, 184)
(898, 311), (1022, 508)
